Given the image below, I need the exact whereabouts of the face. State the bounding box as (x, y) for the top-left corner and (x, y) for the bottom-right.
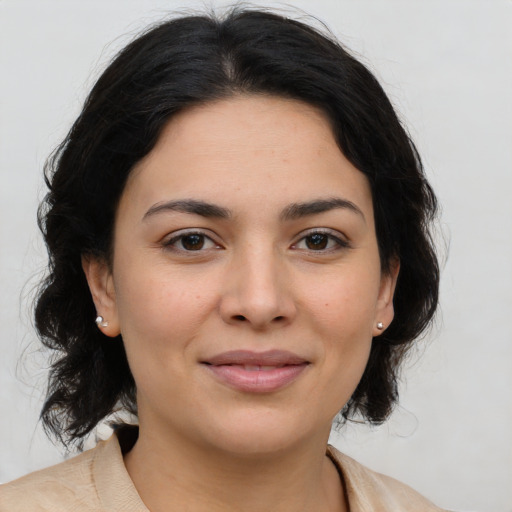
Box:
(85, 95), (398, 455)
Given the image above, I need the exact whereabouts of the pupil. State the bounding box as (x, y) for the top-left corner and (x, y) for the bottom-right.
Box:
(182, 234), (204, 250)
(306, 234), (328, 250)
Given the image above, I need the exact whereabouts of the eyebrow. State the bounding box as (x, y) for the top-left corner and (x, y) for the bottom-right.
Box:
(143, 197), (365, 222)
(280, 197), (365, 222)
(143, 199), (231, 220)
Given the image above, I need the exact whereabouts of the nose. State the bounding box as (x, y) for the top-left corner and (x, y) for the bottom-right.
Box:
(219, 246), (297, 330)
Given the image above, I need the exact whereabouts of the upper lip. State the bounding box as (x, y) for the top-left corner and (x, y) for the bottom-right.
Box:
(202, 350), (309, 366)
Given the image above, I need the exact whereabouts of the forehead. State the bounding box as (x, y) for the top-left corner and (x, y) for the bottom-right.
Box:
(121, 95), (373, 219)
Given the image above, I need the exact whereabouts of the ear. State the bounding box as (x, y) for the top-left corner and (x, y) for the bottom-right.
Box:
(373, 258), (400, 337)
(81, 255), (120, 337)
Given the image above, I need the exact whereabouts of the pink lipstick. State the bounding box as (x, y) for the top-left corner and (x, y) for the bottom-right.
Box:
(201, 350), (309, 393)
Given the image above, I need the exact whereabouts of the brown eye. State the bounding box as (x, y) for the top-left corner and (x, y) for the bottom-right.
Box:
(293, 230), (349, 252)
(305, 233), (329, 250)
(180, 234), (205, 250)
(164, 231), (220, 253)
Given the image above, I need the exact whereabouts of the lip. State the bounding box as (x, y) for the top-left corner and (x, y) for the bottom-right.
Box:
(201, 350), (310, 393)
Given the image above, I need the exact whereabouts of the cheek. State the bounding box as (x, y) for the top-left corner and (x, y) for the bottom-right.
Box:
(305, 266), (380, 336)
(113, 269), (216, 404)
(300, 267), (379, 391)
(113, 260), (215, 359)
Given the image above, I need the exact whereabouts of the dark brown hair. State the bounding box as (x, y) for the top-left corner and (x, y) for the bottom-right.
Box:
(36, 7), (439, 447)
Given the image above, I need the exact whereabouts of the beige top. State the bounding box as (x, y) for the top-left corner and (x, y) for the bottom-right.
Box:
(0, 429), (447, 512)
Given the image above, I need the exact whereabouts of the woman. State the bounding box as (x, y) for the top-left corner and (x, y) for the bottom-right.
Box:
(0, 7), (443, 511)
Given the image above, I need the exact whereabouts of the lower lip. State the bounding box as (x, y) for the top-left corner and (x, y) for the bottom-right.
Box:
(204, 364), (309, 393)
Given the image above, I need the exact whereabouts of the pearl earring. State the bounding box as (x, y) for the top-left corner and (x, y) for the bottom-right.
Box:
(95, 316), (109, 328)
(377, 322), (384, 330)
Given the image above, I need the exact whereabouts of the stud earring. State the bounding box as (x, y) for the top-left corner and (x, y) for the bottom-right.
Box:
(95, 315), (109, 328)
(376, 322), (384, 330)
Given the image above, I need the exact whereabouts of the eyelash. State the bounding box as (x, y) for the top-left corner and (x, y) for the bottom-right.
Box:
(162, 229), (349, 253)
(163, 230), (221, 252)
(292, 229), (350, 252)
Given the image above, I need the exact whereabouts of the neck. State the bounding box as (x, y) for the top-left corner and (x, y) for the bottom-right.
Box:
(124, 423), (346, 512)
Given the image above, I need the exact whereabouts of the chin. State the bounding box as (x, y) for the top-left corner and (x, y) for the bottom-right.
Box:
(208, 431), (303, 458)
(199, 407), (329, 457)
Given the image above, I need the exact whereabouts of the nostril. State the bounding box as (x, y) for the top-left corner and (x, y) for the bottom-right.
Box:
(233, 315), (246, 321)
(273, 316), (285, 322)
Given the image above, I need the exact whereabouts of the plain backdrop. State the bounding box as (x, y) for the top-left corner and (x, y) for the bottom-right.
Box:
(1, 1), (511, 511)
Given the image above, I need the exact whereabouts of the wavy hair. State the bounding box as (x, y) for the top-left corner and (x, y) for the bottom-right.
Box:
(35, 7), (439, 447)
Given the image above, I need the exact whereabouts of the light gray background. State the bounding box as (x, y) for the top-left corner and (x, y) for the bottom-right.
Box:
(1, 1), (511, 511)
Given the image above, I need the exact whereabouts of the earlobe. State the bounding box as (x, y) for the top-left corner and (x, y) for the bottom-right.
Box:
(81, 255), (121, 337)
(373, 258), (400, 337)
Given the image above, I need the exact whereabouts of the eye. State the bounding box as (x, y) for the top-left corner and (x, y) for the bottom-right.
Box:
(164, 231), (220, 252)
(292, 230), (349, 252)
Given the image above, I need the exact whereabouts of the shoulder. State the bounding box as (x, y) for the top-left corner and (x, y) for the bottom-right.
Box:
(327, 445), (449, 512)
(0, 443), (101, 512)
(0, 428), (146, 512)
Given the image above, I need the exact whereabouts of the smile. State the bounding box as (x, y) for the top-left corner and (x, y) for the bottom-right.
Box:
(201, 350), (310, 393)
(227, 364), (286, 371)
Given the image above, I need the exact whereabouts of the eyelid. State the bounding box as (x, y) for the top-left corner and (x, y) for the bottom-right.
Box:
(291, 228), (350, 251)
(162, 229), (223, 251)
(160, 227), (349, 252)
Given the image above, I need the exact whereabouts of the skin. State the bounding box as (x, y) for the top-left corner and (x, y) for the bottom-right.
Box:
(83, 95), (399, 512)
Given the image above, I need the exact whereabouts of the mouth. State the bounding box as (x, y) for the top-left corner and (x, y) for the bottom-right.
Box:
(201, 350), (310, 393)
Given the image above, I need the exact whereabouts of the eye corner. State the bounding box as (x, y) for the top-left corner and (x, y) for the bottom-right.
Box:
(162, 229), (224, 253)
(291, 229), (351, 253)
